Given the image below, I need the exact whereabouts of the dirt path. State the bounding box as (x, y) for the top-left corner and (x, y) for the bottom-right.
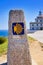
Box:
(29, 40), (43, 65)
(0, 55), (7, 64)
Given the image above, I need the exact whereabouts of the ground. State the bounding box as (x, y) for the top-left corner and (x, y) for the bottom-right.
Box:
(28, 36), (43, 65)
(0, 36), (43, 65)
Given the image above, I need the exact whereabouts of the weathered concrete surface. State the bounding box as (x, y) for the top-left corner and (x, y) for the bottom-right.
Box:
(7, 10), (31, 65)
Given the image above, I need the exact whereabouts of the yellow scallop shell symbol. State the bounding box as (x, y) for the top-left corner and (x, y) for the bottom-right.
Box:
(14, 23), (23, 34)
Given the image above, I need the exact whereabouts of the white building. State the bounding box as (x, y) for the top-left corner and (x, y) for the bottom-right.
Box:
(30, 11), (43, 30)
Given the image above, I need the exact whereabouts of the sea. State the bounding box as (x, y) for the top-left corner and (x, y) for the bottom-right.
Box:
(0, 30), (8, 37)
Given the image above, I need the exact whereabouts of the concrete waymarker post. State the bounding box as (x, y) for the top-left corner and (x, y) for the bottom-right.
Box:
(7, 10), (31, 65)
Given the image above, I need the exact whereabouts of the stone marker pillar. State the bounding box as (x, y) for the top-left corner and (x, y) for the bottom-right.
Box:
(7, 10), (31, 65)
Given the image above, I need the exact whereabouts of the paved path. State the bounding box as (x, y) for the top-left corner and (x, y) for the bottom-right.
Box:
(28, 31), (43, 43)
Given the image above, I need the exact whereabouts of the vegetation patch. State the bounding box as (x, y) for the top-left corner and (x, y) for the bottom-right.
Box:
(0, 37), (8, 56)
(0, 37), (7, 44)
(28, 36), (37, 43)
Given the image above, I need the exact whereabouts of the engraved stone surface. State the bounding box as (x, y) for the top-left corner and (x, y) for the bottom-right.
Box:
(7, 10), (31, 65)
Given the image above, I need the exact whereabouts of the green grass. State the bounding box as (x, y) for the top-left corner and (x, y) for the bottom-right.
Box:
(0, 37), (8, 56)
(28, 36), (36, 41)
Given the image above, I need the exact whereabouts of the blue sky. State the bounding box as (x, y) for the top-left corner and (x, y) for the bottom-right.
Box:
(0, 0), (43, 30)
